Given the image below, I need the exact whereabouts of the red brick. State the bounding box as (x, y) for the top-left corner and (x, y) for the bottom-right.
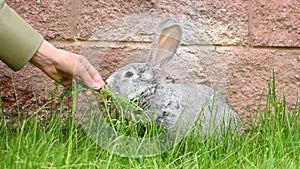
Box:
(251, 0), (300, 47)
(218, 47), (300, 127)
(6, 0), (74, 40)
(155, 0), (249, 45)
(6, 0), (248, 45)
(77, 0), (155, 39)
(78, 0), (249, 45)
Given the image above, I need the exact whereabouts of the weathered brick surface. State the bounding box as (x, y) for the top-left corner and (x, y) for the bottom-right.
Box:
(77, 0), (155, 39)
(155, 0), (249, 45)
(218, 47), (300, 126)
(6, 0), (73, 40)
(6, 0), (249, 45)
(5, 0), (156, 40)
(78, 0), (249, 45)
(251, 0), (300, 47)
(7, 0), (299, 46)
(0, 61), (55, 121)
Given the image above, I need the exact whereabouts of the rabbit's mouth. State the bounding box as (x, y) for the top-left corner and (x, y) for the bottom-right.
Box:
(127, 87), (145, 100)
(105, 77), (141, 100)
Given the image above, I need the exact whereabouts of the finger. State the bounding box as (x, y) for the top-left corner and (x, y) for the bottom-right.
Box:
(84, 90), (93, 96)
(83, 58), (106, 89)
(75, 56), (105, 90)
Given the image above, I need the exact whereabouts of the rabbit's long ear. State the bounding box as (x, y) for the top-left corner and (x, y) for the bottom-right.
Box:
(147, 19), (182, 69)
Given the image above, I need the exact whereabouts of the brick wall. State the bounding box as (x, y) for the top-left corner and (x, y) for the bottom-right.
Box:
(1, 0), (299, 127)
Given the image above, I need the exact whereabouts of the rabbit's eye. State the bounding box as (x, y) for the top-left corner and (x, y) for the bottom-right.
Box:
(125, 71), (134, 78)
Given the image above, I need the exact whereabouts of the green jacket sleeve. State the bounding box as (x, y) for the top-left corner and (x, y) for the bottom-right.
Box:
(0, 0), (44, 71)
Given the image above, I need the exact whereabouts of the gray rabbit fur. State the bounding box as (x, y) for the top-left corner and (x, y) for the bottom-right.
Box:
(106, 19), (241, 138)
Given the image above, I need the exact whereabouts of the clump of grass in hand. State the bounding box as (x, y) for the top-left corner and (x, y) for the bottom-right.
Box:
(78, 84), (164, 139)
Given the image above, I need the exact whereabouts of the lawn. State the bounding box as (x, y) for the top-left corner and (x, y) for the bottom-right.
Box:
(1, 76), (299, 169)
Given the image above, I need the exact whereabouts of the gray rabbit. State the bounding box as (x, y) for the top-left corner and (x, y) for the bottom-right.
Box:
(106, 19), (241, 139)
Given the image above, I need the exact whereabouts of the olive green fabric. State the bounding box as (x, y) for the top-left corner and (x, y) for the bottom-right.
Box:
(0, 0), (44, 71)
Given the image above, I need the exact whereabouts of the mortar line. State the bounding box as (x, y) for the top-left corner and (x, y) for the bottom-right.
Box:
(70, 0), (81, 39)
(48, 39), (300, 51)
(247, 0), (254, 48)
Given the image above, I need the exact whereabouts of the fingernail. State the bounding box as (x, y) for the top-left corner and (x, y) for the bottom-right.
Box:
(95, 82), (101, 89)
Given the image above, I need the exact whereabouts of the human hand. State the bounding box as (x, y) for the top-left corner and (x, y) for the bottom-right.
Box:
(30, 40), (105, 90)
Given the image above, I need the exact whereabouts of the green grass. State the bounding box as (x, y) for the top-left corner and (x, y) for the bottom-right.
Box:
(0, 75), (299, 169)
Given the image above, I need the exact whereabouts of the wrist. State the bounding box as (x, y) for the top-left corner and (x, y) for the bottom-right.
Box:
(30, 40), (59, 71)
